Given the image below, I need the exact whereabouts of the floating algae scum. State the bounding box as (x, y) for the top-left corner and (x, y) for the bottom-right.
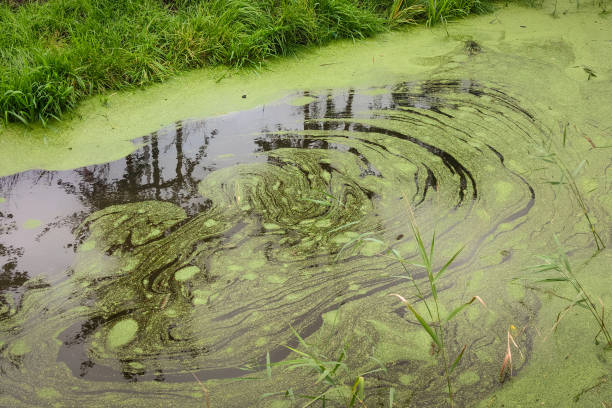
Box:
(0, 3), (611, 407)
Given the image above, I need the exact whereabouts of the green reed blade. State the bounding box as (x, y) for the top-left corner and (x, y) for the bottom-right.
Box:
(449, 345), (467, 374)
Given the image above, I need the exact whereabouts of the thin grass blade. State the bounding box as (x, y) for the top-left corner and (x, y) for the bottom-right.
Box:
(429, 230), (436, 264)
(445, 296), (486, 321)
(285, 388), (295, 402)
(572, 160), (586, 177)
(406, 302), (441, 347)
(349, 376), (365, 407)
(449, 345), (467, 374)
(535, 277), (569, 283)
(289, 325), (309, 349)
(434, 245), (464, 282)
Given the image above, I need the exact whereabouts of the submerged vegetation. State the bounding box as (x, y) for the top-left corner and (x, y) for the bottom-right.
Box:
(0, 0), (493, 125)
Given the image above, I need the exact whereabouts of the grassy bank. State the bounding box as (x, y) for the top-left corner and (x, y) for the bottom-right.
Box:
(0, 0), (491, 125)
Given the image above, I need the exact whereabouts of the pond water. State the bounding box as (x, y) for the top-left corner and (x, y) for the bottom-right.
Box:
(1, 3), (611, 407)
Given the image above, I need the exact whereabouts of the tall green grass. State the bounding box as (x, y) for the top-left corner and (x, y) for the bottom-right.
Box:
(0, 0), (385, 125)
(424, 0), (490, 26)
(0, 0), (495, 126)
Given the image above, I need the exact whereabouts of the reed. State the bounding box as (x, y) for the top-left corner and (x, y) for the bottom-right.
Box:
(528, 236), (611, 348)
(389, 201), (485, 407)
(388, 0), (425, 26)
(191, 373), (211, 408)
(261, 327), (390, 407)
(535, 133), (605, 251)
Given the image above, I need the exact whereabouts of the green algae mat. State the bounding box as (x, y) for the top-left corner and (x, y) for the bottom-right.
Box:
(0, 3), (611, 407)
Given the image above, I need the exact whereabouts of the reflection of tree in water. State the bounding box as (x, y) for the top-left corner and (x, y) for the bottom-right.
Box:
(66, 121), (217, 216)
(253, 89), (392, 182)
(390, 79), (483, 113)
(0, 92), (367, 295)
(0, 246), (27, 291)
(0, 210), (27, 292)
(254, 89), (356, 152)
(0, 121), (220, 295)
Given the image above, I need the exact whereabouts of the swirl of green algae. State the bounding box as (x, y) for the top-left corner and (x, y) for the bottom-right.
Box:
(199, 148), (378, 254)
(65, 147), (381, 377)
(4, 76), (608, 407)
(55, 80), (545, 382)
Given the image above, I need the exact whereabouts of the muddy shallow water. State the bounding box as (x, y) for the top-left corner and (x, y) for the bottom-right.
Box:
(1, 3), (611, 407)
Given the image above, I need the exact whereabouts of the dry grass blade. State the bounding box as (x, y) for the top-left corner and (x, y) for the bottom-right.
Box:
(445, 296), (486, 321)
(499, 329), (522, 383)
(192, 373), (211, 408)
